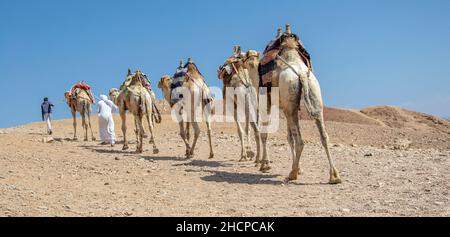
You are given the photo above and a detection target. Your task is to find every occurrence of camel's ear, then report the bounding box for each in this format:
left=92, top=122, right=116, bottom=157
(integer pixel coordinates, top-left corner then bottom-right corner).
left=127, top=69, right=132, bottom=76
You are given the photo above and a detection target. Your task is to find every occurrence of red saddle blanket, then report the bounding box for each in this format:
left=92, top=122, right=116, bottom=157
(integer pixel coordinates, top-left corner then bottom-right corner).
left=72, top=84, right=91, bottom=91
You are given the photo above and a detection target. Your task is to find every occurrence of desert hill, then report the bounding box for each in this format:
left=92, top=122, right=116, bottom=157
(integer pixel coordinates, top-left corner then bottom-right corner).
left=154, top=101, right=449, bottom=150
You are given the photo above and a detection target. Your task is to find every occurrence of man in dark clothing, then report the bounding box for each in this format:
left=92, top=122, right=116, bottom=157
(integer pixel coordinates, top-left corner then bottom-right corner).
left=41, top=97, right=54, bottom=135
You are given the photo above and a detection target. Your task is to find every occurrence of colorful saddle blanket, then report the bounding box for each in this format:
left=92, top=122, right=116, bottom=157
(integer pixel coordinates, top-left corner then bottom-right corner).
left=170, top=67, right=187, bottom=105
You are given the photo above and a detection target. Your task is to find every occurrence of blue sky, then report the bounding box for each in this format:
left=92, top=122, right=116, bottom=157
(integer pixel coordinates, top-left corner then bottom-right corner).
left=1, top=0, right=449, bottom=128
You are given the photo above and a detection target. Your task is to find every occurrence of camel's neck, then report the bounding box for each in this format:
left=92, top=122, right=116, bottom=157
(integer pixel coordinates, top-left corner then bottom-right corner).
left=246, top=66, right=260, bottom=88
left=162, top=87, right=171, bottom=103
left=112, top=93, right=120, bottom=105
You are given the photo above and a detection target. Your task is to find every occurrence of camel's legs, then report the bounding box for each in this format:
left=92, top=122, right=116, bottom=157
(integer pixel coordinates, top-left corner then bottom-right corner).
left=259, top=129, right=270, bottom=171
left=246, top=92, right=261, bottom=163
left=188, top=122, right=201, bottom=159
left=120, top=110, right=129, bottom=150
left=286, top=109, right=305, bottom=181
left=87, top=111, right=95, bottom=141
left=259, top=99, right=271, bottom=172
left=234, top=109, right=247, bottom=162
left=138, top=114, right=146, bottom=153
left=244, top=106, right=255, bottom=159
left=315, top=114, right=342, bottom=184
left=178, top=122, right=191, bottom=157
left=186, top=122, right=191, bottom=142
left=145, top=110, right=159, bottom=154
left=205, top=121, right=214, bottom=159
left=81, top=113, right=88, bottom=142
left=147, top=115, right=154, bottom=144
left=287, top=129, right=295, bottom=161
left=284, top=109, right=298, bottom=166
left=134, top=114, right=144, bottom=153
left=134, top=115, right=139, bottom=145
left=250, top=121, right=261, bottom=164
left=72, top=109, right=78, bottom=140
left=133, top=115, right=139, bottom=152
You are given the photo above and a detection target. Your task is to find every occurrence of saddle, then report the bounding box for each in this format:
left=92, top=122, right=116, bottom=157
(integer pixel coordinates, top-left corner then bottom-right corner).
left=259, top=33, right=312, bottom=87
left=71, top=87, right=91, bottom=101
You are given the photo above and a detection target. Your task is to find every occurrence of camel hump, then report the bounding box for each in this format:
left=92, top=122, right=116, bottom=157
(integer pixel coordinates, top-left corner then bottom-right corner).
left=259, top=26, right=312, bottom=88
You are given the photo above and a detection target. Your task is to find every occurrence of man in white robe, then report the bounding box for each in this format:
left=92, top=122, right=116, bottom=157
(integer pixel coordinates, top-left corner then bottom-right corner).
left=97, top=95, right=118, bottom=146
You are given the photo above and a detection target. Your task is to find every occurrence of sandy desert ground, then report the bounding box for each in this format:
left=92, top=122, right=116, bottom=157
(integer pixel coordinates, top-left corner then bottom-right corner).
left=0, top=104, right=449, bottom=217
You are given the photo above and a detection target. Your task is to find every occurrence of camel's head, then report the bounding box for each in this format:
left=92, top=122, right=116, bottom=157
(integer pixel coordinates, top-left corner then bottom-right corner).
left=244, top=50, right=260, bottom=69
left=158, top=75, right=173, bottom=102
left=64, top=91, right=71, bottom=106
left=109, top=88, right=120, bottom=104
left=130, top=70, right=145, bottom=85
left=158, top=75, right=173, bottom=91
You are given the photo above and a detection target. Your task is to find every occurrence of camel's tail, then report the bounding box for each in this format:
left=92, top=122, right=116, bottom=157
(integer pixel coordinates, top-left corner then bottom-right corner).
left=300, top=75, right=322, bottom=119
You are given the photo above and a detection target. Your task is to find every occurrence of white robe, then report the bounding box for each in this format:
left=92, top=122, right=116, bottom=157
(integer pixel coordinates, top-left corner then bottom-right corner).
left=97, top=96, right=118, bottom=143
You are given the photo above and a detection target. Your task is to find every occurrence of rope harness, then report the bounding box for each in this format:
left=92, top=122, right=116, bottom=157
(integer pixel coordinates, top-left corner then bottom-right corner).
left=230, top=62, right=251, bottom=89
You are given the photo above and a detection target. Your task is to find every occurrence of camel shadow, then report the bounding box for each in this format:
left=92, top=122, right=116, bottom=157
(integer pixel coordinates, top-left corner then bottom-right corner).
left=79, top=145, right=136, bottom=155
left=92, top=149, right=135, bottom=155
left=63, top=138, right=87, bottom=142
left=294, top=182, right=331, bottom=186
left=197, top=170, right=283, bottom=185
left=174, top=160, right=232, bottom=168
left=194, top=170, right=331, bottom=186
left=141, top=156, right=180, bottom=161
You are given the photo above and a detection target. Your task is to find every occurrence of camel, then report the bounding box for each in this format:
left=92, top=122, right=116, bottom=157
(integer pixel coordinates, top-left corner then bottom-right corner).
left=259, top=25, right=342, bottom=184
left=110, top=70, right=159, bottom=154
left=218, top=46, right=261, bottom=163
left=64, top=89, right=96, bottom=141
left=109, top=87, right=158, bottom=137
left=158, top=59, right=214, bottom=159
